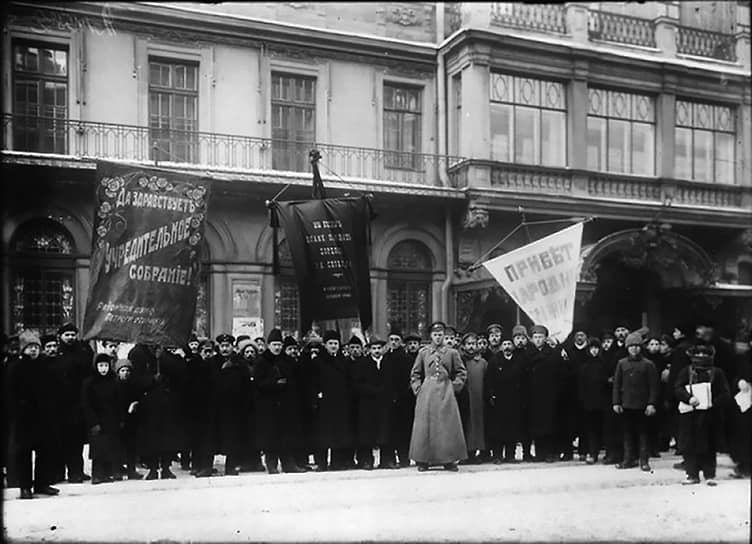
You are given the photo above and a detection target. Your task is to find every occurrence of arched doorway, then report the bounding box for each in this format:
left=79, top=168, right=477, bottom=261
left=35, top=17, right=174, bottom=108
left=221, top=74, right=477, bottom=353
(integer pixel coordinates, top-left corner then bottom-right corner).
left=579, top=225, right=717, bottom=333
left=386, top=240, right=433, bottom=338
left=10, top=218, right=77, bottom=334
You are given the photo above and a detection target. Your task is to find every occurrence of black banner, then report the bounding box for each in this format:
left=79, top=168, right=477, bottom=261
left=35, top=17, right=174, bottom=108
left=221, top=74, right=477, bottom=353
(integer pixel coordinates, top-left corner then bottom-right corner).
left=272, top=197, right=372, bottom=333
left=83, top=161, right=211, bottom=346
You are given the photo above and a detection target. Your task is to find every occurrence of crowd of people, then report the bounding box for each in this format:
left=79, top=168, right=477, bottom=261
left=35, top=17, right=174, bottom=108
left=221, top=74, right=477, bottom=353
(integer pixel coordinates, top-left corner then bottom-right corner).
left=3, top=317, right=750, bottom=500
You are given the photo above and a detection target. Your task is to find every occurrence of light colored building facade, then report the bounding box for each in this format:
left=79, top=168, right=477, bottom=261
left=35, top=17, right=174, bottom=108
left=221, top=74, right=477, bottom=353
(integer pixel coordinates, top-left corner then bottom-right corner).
left=2, top=2, right=751, bottom=344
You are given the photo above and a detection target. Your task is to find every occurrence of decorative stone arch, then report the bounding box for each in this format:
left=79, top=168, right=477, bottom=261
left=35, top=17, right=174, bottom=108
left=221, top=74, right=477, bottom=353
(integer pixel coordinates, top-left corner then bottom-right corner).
left=579, top=228, right=717, bottom=288
left=4, top=207, right=90, bottom=255
left=374, top=226, right=444, bottom=271
left=203, top=219, right=235, bottom=262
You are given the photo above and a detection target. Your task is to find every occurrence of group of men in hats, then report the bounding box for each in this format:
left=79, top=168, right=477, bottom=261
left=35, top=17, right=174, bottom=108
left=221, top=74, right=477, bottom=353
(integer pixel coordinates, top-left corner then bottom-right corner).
left=3, top=314, right=750, bottom=498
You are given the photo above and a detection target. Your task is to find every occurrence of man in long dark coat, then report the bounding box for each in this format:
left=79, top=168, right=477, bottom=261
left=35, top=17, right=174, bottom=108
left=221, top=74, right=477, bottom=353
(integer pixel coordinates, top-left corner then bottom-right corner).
left=185, top=340, right=217, bottom=477
left=254, top=328, right=305, bottom=474
left=560, top=327, right=589, bottom=461
left=485, top=335, right=524, bottom=463
left=527, top=325, right=560, bottom=463
left=311, top=331, right=353, bottom=471
left=54, top=322, right=94, bottom=483
left=352, top=337, right=397, bottom=469
left=512, top=325, right=535, bottom=462
left=7, top=331, right=62, bottom=499
left=386, top=331, right=417, bottom=468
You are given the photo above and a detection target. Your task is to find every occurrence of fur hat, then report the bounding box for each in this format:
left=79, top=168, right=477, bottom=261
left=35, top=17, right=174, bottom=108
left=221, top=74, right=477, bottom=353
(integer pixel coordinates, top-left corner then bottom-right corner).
left=19, top=330, right=41, bottom=351
left=530, top=325, right=549, bottom=337
left=283, top=336, right=298, bottom=349
left=367, top=337, right=386, bottom=348
left=57, top=322, right=78, bottom=335
left=267, top=328, right=283, bottom=344
left=235, top=334, right=251, bottom=345
left=323, top=330, right=340, bottom=344
left=388, top=325, right=403, bottom=338
left=512, top=325, right=528, bottom=338
left=237, top=338, right=255, bottom=354
left=40, top=333, right=57, bottom=346
left=404, top=333, right=421, bottom=343
left=347, top=335, right=363, bottom=346
left=93, top=352, right=113, bottom=369
left=199, top=340, right=215, bottom=352
left=625, top=332, right=643, bottom=347
left=114, top=359, right=133, bottom=373
left=687, top=343, right=715, bottom=361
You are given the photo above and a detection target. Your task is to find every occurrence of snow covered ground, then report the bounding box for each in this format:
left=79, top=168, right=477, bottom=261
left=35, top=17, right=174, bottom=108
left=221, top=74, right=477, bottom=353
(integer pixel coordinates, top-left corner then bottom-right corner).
left=3, top=453, right=749, bottom=542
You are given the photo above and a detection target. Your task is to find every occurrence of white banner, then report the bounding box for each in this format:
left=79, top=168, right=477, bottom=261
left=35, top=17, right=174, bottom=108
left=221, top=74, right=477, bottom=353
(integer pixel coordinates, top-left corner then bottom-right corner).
left=482, top=223, right=583, bottom=342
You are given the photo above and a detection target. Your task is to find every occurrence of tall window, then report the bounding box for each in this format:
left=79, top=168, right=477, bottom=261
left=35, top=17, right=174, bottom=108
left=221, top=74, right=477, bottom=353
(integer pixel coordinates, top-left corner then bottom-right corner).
left=12, top=41, right=68, bottom=153
left=675, top=100, right=735, bottom=184
left=271, top=73, right=316, bottom=172
left=11, top=220, right=76, bottom=334
left=386, top=240, right=432, bottom=339
left=490, top=73, right=566, bottom=167
left=451, top=74, right=462, bottom=156
left=587, top=88, right=655, bottom=176
left=149, top=58, right=198, bottom=163
left=274, top=239, right=300, bottom=338
left=383, top=84, right=422, bottom=169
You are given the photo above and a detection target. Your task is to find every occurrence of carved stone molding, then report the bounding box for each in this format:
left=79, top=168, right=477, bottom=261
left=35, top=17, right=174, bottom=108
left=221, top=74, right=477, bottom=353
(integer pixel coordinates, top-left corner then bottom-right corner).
left=462, top=204, right=489, bottom=230
left=387, top=6, right=420, bottom=27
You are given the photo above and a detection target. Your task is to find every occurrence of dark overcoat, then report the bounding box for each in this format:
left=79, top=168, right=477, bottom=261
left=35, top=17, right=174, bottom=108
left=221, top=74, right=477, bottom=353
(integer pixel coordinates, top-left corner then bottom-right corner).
left=254, top=350, right=303, bottom=451
left=6, top=354, right=62, bottom=452
left=130, top=345, right=187, bottom=456
left=387, top=347, right=416, bottom=447
left=527, top=344, right=560, bottom=438
left=81, top=371, right=123, bottom=462
left=675, top=364, right=731, bottom=455
left=577, top=354, right=611, bottom=411
left=312, top=352, right=353, bottom=449
left=485, top=351, right=524, bottom=444
left=55, top=340, right=94, bottom=442
left=213, top=359, right=253, bottom=455
left=352, top=355, right=394, bottom=447
left=183, top=353, right=217, bottom=452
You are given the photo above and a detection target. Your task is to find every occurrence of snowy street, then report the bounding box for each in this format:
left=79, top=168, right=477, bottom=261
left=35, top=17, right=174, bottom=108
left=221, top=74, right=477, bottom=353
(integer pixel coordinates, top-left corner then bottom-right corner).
left=4, top=453, right=749, bottom=542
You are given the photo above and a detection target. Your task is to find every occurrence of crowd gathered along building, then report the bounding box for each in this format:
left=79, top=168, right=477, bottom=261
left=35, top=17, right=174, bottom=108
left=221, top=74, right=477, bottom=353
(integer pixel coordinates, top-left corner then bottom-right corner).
left=2, top=2, right=751, bottom=346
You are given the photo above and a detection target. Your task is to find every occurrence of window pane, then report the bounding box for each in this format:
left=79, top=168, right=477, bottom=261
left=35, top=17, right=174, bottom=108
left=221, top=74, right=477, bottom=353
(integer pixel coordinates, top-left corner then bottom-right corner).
left=693, top=130, right=713, bottom=181
left=515, top=107, right=538, bottom=164
left=715, top=132, right=734, bottom=184
left=631, top=123, right=654, bottom=176
left=607, top=119, right=630, bottom=173
left=541, top=110, right=565, bottom=167
left=490, top=103, right=512, bottom=162
left=674, top=127, right=692, bottom=180
left=587, top=117, right=606, bottom=171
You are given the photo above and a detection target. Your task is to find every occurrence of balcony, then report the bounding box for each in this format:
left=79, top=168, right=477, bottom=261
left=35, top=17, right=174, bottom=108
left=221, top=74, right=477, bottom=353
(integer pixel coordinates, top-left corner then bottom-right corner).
left=676, top=26, right=737, bottom=62
left=490, top=3, right=567, bottom=34
left=447, top=160, right=751, bottom=222
left=588, top=10, right=656, bottom=49
left=1, top=114, right=462, bottom=187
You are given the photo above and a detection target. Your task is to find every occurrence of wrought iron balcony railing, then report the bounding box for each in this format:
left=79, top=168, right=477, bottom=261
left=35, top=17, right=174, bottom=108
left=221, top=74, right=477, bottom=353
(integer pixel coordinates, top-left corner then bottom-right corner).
left=490, top=3, right=567, bottom=34
left=2, top=114, right=463, bottom=186
left=676, top=26, right=737, bottom=62
left=448, top=160, right=749, bottom=211
left=588, top=10, right=657, bottom=48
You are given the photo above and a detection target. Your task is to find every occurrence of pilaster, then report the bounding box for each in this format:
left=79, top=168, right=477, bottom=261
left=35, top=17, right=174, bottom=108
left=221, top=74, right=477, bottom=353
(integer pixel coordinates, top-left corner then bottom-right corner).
left=568, top=59, right=589, bottom=170
left=657, top=73, right=677, bottom=181
left=459, top=51, right=490, bottom=161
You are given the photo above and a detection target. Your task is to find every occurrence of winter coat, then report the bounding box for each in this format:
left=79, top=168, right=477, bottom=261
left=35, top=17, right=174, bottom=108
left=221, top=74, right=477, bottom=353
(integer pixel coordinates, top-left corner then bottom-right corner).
left=667, top=338, right=693, bottom=402
left=408, top=345, right=467, bottom=464
left=115, top=377, right=143, bottom=446
left=612, top=356, right=658, bottom=410
left=352, top=355, right=394, bottom=447
left=526, top=344, right=560, bottom=438
left=184, top=354, right=218, bottom=451
left=578, top=353, right=611, bottom=411
left=387, top=347, right=416, bottom=447
left=55, top=340, right=94, bottom=439
left=674, top=364, right=731, bottom=455
left=81, top=371, right=123, bottom=462
left=484, top=351, right=524, bottom=444
left=254, top=350, right=303, bottom=451
left=129, top=345, right=187, bottom=456
left=213, top=358, right=253, bottom=456
left=6, top=354, right=61, bottom=451
left=311, top=352, right=354, bottom=449
left=295, top=352, right=319, bottom=452
left=459, top=354, right=487, bottom=451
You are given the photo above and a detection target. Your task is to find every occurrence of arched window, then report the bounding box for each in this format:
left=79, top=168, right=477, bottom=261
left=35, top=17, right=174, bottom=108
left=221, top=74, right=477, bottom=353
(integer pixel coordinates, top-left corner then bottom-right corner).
left=10, top=219, right=76, bottom=334
left=387, top=240, right=432, bottom=338
left=274, top=238, right=300, bottom=338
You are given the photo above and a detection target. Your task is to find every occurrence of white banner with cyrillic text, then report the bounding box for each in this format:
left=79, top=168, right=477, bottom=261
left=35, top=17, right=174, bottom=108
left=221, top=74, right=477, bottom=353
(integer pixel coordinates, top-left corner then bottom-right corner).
left=482, top=223, right=583, bottom=342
